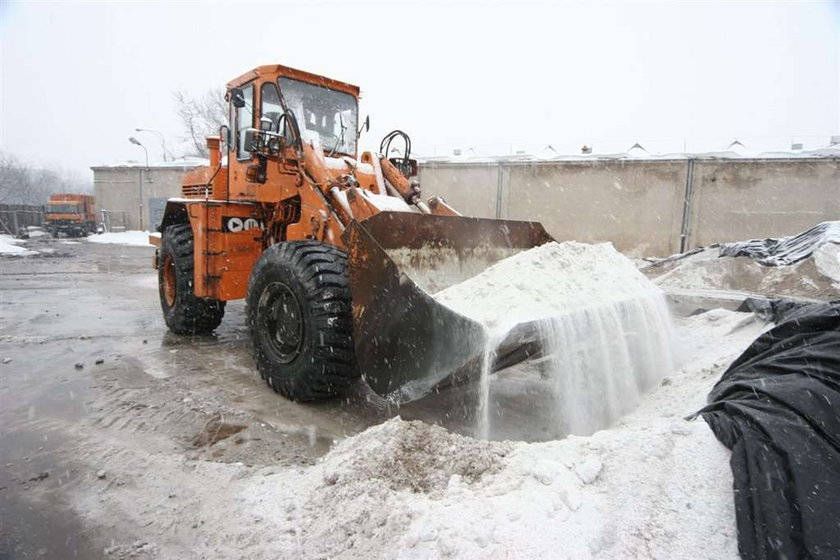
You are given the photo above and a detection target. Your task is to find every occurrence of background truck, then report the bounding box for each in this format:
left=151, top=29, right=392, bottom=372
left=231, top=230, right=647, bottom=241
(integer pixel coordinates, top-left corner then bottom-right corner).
left=45, top=194, right=96, bottom=237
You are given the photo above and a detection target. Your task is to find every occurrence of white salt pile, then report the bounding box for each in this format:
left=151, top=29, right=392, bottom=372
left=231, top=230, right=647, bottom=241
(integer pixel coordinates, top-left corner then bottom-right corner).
left=645, top=242, right=840, bottom=301
left=435, top=241, right=668, bottom=336
left=434, top=242, right=675, bottom=437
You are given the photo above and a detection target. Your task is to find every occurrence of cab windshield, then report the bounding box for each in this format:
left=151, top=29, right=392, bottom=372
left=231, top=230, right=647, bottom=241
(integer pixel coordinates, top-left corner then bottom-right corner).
left=49, top=204, right=80, bottom=213
left=279, top=77, right=358, bottom=156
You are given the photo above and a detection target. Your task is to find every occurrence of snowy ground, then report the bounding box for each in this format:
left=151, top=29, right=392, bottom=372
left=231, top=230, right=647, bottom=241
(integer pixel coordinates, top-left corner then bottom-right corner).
left=61, top=307, right=762, bottom=559
left=87, top=230, right=158, bottom=247
left=0, top=234, right=38, bottom=255
left=0, top=234, right=825, bottom=559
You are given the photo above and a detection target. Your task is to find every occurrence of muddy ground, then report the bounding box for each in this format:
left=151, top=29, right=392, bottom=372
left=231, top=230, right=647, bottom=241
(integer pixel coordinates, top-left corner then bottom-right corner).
left=2, top=237, right=550, bottom=559
left=0, top=239, right=383, bottom=558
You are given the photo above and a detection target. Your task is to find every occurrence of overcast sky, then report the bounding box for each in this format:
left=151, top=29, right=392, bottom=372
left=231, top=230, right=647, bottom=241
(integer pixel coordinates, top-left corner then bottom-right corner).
left=1, top=0, right=838, bottom=180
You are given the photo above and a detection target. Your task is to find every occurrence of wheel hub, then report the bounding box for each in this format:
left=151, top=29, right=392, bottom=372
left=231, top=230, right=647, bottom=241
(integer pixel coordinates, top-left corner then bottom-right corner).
left=259, top=282, right=304, bottom=364
left=161, top=254, right=176, bottom=307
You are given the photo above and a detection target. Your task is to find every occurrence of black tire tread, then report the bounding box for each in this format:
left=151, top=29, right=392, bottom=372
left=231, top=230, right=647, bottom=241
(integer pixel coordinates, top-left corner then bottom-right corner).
left=246, top=241, right=359, bottom=401
left=159, top=223, right=225, bottom=335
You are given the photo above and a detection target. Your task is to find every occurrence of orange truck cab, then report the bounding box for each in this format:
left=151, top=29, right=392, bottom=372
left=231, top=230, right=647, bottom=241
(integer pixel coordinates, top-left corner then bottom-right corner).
left=46, top=194, right=96, bottom=237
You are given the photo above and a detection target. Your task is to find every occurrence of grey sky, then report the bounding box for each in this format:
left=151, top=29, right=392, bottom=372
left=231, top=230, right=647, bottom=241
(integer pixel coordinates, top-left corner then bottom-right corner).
left=1, top=0, right=837, bottom=179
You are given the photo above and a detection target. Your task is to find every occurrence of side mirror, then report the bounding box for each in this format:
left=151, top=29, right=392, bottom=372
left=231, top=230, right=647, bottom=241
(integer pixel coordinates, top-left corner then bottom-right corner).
left=230, top=88, right=246, bottom=109
left=357, top=115, right=370, bottom=138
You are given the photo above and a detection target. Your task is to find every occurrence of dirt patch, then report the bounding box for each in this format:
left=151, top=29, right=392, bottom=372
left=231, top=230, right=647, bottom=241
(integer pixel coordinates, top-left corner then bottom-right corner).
left=323, top=419, right=511, bottom=494
left=189, top=414, right=248, bottom=448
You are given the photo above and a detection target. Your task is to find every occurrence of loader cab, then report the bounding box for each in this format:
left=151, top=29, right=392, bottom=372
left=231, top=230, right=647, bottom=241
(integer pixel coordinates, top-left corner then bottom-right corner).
left=225, top=65, right=361, bottom=201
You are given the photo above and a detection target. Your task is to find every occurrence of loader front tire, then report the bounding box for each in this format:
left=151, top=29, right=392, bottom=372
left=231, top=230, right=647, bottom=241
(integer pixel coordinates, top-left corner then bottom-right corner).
left=158, top=223, right=225, bottom=335
left=246, top=242, right=359, bottom=401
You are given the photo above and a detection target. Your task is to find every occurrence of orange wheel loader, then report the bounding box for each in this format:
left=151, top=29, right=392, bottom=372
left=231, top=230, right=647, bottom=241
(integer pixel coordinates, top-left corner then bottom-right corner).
left=153, top=64, right=553, bottom=403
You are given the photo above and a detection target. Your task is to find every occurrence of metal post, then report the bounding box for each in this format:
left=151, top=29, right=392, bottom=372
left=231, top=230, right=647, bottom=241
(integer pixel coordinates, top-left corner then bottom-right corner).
left=495, top=163, right=504, bottom=219
left=129, top=136, right=149, bottom=231
left=679, top=159, right=696, bottom=253
left=138, top=168, right=144, bottom=231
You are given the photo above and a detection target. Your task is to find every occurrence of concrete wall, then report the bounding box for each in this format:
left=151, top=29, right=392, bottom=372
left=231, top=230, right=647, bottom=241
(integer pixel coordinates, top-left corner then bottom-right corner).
left=689, top=159, right=840, bottom=247
left=92, top=166, right=196, bottom=231
left=419, top=164, right=500, bottom=219
left=420, top=157, right=840, bottom=257
left=92, top=157, right=840, bottom=252
left=503, top=161, right=686, bottom=256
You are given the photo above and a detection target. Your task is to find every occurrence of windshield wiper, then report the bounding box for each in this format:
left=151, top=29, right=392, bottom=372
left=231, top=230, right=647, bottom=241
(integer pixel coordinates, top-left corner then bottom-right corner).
left=328, top=113, right=347, bottom=157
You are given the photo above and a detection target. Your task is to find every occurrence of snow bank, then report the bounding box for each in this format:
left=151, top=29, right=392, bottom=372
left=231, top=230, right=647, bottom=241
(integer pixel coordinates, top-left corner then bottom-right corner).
left=87, top=231, right=157, bottom=247
left=0, top=235, right=37, bottom=256
left=25, top=226, right=49, bottom=238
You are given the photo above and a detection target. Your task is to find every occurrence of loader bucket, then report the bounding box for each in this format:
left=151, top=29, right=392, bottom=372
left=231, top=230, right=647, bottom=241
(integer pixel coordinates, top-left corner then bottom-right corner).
left=343, top=212, right=554, bottom=402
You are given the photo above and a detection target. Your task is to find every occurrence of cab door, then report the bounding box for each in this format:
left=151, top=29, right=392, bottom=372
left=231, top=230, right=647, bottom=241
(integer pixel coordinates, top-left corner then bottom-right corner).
left=227, top=82, right=256, bottom=200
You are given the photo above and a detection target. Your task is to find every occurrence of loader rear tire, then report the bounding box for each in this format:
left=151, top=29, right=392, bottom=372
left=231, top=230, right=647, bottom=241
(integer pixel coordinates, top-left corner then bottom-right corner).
left=246, top=241, right=359, bottom=401
left=158, top=223, right=225, bottom=335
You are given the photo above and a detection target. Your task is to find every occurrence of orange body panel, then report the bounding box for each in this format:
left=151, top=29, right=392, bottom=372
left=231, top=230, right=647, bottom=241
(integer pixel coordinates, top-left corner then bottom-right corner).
left=180, top=201, right=264, bottom=300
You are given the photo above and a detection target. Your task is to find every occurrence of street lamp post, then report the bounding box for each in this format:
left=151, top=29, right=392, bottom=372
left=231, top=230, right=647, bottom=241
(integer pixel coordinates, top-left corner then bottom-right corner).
left=129, top=137, right=149, bottom=231
left=135, top=128, right=169, bottom=162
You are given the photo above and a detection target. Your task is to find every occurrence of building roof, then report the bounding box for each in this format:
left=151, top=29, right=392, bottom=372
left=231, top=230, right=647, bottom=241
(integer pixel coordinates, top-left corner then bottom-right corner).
left=90, top=158, right=209, bottom=171
left=418, top=145, right=840, bottom=165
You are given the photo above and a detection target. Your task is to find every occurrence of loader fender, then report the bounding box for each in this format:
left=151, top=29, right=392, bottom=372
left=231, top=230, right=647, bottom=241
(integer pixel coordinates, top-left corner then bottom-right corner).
left=156, top=199, right=264, bottom=302
left=159, top=201, right=190, bottom=232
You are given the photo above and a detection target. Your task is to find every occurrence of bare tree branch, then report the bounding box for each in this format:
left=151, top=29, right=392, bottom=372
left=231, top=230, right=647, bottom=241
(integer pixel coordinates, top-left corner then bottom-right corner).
left=173, top=88, right=227, bottom=158
left=0, top=151, right=90, bottom=205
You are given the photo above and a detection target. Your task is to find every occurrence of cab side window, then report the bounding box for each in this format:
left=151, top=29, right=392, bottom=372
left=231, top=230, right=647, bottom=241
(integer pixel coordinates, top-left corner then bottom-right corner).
left=236, top=84, right=254, bottom=160
left=260, top=83, right=283, bottom=133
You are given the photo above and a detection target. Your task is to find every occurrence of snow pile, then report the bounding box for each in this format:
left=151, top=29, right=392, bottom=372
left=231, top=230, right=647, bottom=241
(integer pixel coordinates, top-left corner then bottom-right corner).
left=645, top=243, right=840, bottom=300
left=230, top=310, right=759, bottom=559
left=434, top=242, right=674, bottom=438
left=87, top=231, right=157, bottom=247
left=0, top=235, right=37, bottom=255
left=814, top=243, right=840, bottom=290
left=435, top=241, right=663, bottom=336
left=241, top=420, right=734, bottom=559
left=25, top=226, right=49, bottom=238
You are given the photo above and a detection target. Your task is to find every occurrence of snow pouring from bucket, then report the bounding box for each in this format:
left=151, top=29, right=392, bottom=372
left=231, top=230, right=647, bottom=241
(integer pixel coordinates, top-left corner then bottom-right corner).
left=434, top=241, right=675, bottom=439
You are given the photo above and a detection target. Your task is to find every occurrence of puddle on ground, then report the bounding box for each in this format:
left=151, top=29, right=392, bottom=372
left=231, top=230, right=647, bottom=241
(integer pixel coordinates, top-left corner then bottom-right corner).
left=190, top=414, right=248, bottom=448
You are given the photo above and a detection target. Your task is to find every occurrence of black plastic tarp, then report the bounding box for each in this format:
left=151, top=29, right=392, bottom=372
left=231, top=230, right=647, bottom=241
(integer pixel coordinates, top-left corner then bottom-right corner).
left=735, top=297, right=813, bottom=323
left=698, top=301, right=840, bottom=559
left=719, top=221, right=840, bottom=266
